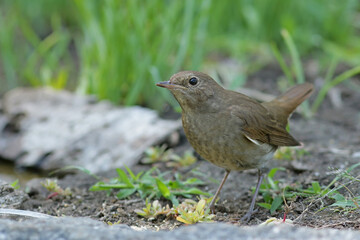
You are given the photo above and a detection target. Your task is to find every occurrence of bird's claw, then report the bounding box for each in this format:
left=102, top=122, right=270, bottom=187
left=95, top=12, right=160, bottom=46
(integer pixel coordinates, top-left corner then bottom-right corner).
left=241, top=208, right=258, bottom=223
left=208, top=205, right=216, bottom=214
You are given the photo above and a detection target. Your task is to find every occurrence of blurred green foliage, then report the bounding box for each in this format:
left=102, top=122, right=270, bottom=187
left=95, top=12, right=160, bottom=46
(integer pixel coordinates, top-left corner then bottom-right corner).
left=0, top=0, right=359, bottom=109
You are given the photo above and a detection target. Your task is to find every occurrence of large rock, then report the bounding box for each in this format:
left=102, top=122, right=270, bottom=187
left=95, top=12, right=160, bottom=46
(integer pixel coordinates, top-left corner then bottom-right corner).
left=0, top=88, right=180, bottom=173
left=0, top=180, right=28, bottom=208
left=0, top=217, right=359, bottom=240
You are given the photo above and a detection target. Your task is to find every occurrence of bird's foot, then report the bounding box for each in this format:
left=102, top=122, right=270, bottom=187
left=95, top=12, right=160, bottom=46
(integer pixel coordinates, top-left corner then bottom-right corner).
left=241, top=208, right=258, bottom=223
left=207, top=203, right=216, bottom=214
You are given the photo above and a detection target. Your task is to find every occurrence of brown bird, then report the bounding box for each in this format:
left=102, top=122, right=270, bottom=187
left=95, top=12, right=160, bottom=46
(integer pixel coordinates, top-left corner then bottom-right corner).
left=156, top=71, right=313, bottom=221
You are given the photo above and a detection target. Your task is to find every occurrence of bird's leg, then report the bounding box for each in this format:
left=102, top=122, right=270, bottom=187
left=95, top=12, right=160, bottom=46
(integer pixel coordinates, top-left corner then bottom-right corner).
left=241, top=169, right=264, bottom=222
left=208, top=169, right=231, bottom=213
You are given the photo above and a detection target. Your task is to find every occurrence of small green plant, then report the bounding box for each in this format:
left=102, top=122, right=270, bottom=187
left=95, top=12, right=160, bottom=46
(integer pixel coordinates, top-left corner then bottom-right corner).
left=176, top=199, right=215, bottom=224
left=106, top=220, right=122, bottom=225
left=134, top=199, right=171, bottom=220
left=141, top=145, right=174, bottom=164
left=257, top=168, right=287, bottom=214
left=142, top=145, right=197, bottom=167
left=90, top=166, right=210, bottom=206
left=258, top=168, right=325, bottom=214
left=272, top=29, right=360, bottom=117
left=271, top=29, right=311, bottom=117
left=317, top=163, right=360, bottom=212
left=135, top=198, right=215, bottom=224
left=274, top=147, right=309, bottom=161
left=41, top=179, right=72, bottom=196
left=257, top=164, right=360, bottom=215
left=10, top=179, right=20, bottom=190
left=310, top=62, right=360, bottom=114
left=167, top=150, right=197, bottom=168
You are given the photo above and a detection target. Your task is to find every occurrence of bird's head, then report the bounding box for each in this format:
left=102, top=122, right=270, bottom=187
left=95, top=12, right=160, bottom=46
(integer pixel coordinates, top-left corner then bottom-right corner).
left=156, top=71, right=223, bottom=111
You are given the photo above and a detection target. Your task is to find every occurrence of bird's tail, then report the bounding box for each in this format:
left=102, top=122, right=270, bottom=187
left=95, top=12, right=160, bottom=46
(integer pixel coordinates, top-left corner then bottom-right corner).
left=262, top=83, right=314, bottom=126
left=271, top=83, right=314, bottom=114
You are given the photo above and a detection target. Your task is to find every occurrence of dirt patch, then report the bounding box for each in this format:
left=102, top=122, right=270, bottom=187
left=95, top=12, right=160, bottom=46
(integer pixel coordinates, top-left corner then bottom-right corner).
left=16, top=67, right=360, bottom=230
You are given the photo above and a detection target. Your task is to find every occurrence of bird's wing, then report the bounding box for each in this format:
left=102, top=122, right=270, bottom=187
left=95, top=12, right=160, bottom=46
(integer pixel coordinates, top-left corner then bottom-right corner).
left=229, top=104, right=300, bottom=146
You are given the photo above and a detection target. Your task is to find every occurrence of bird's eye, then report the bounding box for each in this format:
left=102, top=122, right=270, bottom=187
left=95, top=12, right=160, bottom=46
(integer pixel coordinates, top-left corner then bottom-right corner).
left=189, top=77, right=198, bottom=86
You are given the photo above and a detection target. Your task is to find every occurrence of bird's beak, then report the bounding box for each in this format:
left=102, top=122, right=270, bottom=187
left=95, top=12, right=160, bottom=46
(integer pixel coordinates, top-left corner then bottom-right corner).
left=156, top=81, right=174, bottom=89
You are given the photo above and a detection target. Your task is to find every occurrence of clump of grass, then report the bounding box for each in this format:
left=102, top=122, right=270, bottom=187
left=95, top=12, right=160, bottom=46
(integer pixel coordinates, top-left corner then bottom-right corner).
left=310, top=62, right=360, bottom=113
left=134, top=199, right=171, bottom=221
left=169, top=150, right=197, bottom=168
left=10, top=179, right=20, bottom=190
left=272, top=29, right=360, bottom=117
left=175, top=198, right=215, bottom=224
left=271, top=29, right=310, bottom=117
left=316, top=163, right=360, bottom=213
left=141, top=145, right=197, bottom=168
left=41, top=179, right=72, bottom=196
left=106, top=220, right=122, bottom=226
left=141, top=145, right=174, bottom=164
left=90, top=166, right=210, bottom=206
left=0, top=1, right=74, bottom=92
left=274, top=147, right=309, bottom=161
left=135, top=198, right=215, bottom=224
left=2, top=1, right=360, bottom=109
left=74, top=0, right=210, bottom=109
left=257, top=163, right=360, bottom=215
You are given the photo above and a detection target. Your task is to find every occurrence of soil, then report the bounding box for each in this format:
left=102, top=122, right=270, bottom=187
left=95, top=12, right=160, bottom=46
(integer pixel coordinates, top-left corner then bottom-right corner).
left=14, top=64, right=360, bottom=230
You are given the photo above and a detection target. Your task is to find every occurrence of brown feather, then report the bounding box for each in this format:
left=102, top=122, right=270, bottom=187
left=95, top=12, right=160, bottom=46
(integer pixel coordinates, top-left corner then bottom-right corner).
left=229, top=104, right=300, bottom=146
left=228, top=83, right=314, bottom=147
left=263, top=83, right=314, bottom=126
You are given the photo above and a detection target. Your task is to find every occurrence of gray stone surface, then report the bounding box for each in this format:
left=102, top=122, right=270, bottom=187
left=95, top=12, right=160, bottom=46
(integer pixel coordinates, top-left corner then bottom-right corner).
left=0, top=209, right=54, bottom=220
left=0, top=180, right=28, bottom=208
left=0, top=88, right=180, bottom=173
left=0, top=217, right=359, bottom=240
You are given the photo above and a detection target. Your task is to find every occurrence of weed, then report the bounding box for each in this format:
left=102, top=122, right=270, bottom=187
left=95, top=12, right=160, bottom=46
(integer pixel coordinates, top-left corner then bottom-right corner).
left=74, top=0, right=210, bottom=109
left=274, top=147, right=309, bottom=161
left=273, top=29, right=360, bottom=117
left=90, top=166, right=210, bottom=206
left=135, top=198, right=215, bottom=224
left=134, top=199, right=171, bottom=221
left=257, top=163, right=360, bottom=215
left=141, top=145, right=197, bottom=168
left=10, top=179, right=20, bottom=190
left=168, top=150, right=197, bottom=168
left=175, top=199, right=215, bottom=224
left=41, top=179, right=72, bottom=196
left=271, top=29, right=310, bottom=117
left=141, top=145, right=174, bottom=164
left=106, top=220, right=122, bottom=225
left=317, top=163, right=360, bottom=212
left=311, top=63, right=360, bottom=113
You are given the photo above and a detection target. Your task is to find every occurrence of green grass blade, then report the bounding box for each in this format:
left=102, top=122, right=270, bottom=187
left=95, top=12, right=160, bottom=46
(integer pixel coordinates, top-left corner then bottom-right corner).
left=270, top=196, right=283, bottom=214
left=49, top=165, right=100, bottom=180
left=90, top=183, right=130, bottom=191
left=183, top=188, right=211, bottom=196
left=281, top=29, right=311, bottom=117
left=271, top=43, right=294, bottom=85
left=281, top=29, right=304, bottom=84
left=311, top=181, right=321, bottom=194
left=257, top=202, right=271, bottom=210
left=117, top=188, right=137, bottom=199
left=311, top=65, right=360, bottom=113
left=124, top=166, right=137, bottom=180
left=116, top=168, right=134, bottom=187
left=156, top=178, right=171, bottom=198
